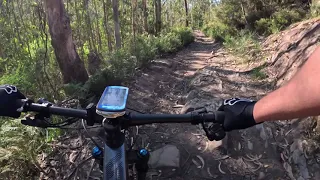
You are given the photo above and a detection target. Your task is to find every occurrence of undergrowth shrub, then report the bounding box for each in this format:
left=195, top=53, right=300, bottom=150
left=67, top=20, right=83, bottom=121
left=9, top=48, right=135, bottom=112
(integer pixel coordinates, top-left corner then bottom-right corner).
left=250, top=65, right=268, bottom=80
left=310, top=0, right=320, bottom=17
left=156, top=32, right=183, bottom=53
left=223, top=31, right=261, bottom=61
left=128, top=34, right=157, bottom=67
left=202, top=22, right=236, bottom=41
left=65, top=27, right=195, bottom=99
left=0, top=120, right=47, bottom=179
left=255, top=9, right=304, bottom=35
left=172, top=27, right=195, bottom=46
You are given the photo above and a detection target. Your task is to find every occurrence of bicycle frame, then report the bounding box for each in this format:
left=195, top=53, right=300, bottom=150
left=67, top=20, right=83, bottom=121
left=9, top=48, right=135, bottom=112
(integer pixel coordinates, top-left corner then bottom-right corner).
left=100, top=119, right=149, bottom=180
left=103, top=143, right=127, bottom=180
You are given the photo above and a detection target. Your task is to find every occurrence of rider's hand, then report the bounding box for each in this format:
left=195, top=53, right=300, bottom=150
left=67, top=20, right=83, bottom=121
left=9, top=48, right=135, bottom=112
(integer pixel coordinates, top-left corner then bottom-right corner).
left=0, top=85, right=26, bottom=118
left=218, top=98, right=258, bottom=131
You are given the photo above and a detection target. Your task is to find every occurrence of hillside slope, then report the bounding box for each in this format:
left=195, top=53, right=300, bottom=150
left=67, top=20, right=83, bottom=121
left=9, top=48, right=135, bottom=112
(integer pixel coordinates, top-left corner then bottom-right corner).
left=263, top=18, right=320, bottom=86
left=259, top=17, right=320, bottom=180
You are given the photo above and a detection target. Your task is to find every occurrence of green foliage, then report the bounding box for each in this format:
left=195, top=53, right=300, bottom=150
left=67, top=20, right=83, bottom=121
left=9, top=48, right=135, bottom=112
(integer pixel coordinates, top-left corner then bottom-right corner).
left=215, top=1, right=247, bottom=29
left=255, top=18, right=275, bottom=35
left=250, top=66, right=268, bottom=80
left=156, top=27, right=194, bottom=54
left=65, top=28, right=195, bottom=100
left=310, top=0, right=320, bottom=17
left=223, top=31, right=261, bottom=61
left=273, top=9, right=304, bottom=27
left=256, top=9, right=304, bottom=35
left=127, top=34, right=157, bottom=67
left=0, top=120, right=47, bottom=178
left=172, top=27, right=195, bottom=46
left=108, top=50, right=138, bottom=79
left=156, top=32, right=183, bottom=53
left=203, top=0, right=310, bottom=37
left=202, top=22, right=236, bottom=41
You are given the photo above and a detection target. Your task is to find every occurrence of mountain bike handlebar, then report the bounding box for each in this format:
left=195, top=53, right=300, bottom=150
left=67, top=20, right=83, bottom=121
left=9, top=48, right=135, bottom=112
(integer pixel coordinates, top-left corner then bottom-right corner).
left=17, top=99, right=226, bottom=180
left=17, top=99, right=224, bottom=126
left=20, top=100, right=88, bottom=118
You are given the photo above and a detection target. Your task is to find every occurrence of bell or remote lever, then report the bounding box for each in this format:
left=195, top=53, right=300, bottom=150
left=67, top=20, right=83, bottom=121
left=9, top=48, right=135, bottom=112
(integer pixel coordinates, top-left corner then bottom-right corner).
left=139, top=148, right=149, bottom=157
left=92, top=146, right=102, bottom=157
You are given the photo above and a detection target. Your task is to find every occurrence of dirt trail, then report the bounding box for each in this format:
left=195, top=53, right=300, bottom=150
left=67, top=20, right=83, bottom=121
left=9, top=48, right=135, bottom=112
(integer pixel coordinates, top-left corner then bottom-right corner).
left=126, top=31, right=288, bottom=180
left=39, top=30, right=318, bottom=180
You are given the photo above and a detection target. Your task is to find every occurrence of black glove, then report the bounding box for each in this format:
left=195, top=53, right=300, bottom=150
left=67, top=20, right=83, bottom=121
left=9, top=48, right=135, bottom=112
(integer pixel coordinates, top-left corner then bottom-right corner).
left=218, top=98, right=258, bottom=131
left=0, top=85, right=26, bottom=118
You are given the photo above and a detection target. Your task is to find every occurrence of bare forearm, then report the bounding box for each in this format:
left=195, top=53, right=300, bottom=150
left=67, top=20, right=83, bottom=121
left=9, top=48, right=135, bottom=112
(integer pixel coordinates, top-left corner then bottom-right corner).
left=254, top=46, right=320, bottom=123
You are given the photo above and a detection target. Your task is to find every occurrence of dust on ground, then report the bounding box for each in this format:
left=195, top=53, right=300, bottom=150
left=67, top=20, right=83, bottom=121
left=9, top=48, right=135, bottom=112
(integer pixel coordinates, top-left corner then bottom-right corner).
left=38, top=23, right=320, bottom=179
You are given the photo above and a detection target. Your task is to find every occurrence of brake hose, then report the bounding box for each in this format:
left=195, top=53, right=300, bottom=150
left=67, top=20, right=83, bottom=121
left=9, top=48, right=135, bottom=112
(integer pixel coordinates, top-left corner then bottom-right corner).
left=82, top=119, right=103, bottom=151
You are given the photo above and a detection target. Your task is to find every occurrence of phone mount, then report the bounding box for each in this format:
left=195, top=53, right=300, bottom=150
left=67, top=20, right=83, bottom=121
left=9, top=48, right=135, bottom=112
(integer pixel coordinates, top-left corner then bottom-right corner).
left=96, top=110, right=126, bottom=119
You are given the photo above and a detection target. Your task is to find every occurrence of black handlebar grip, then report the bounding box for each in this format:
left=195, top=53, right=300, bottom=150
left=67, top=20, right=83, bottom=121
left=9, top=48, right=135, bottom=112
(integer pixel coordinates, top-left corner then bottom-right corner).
left=214, top=111, right=225, bottom=124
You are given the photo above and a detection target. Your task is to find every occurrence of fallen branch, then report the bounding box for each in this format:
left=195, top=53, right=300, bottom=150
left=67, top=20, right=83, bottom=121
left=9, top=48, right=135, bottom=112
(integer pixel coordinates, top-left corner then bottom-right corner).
left=67, top=156, right=93, bottom=180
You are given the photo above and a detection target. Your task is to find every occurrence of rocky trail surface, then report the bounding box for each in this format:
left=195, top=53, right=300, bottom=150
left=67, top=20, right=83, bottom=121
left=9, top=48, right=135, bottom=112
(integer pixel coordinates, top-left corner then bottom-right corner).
left=125, top=31, right=285, bottom=180
left=39, top=19, right=320, bottom=180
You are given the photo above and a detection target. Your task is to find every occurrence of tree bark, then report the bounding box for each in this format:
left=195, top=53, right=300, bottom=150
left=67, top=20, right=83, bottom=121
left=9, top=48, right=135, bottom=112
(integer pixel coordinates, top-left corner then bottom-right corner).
left=45, top=0, right=88, bottom=83
left=240, top=0, right=248, bottom=26
left=103, top=0, right=113, bottom=52
left=93, top=0, right=102, bottom=52
left=112, top=0, right=121, bottom=49
left=142, top=0, right=148, bottom=32
left=132, top=0, right=137, bottom=39
left=84, top=0, right=95, bottom=51
left=184, top=0, right=189, bottom=27
left=154, top=0, right=161, bottom=35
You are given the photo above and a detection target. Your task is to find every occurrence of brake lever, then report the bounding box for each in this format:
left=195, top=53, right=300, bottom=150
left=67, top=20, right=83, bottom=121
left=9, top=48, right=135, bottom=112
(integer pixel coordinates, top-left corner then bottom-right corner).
left=202, top=123, right=226, bottom=141
left=21, top=117, right=50, bottom=128
left=185, top=107, right=226, bottom=141
left=185, top=107, right=208, bottom=114
left=20, top=98, right=54, bottom=128
left=192, top=108, right=225, bottom=141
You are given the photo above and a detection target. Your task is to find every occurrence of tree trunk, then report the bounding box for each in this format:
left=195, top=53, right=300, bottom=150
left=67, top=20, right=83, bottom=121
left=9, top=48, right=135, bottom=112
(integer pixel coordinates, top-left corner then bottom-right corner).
left=132, top=0, right=137, bottom=39
left=112, top=0, right=121, bottom=49
left=154, top=0, right=161, bottom=35
left=45, top=0, right=88, bottom=83
left=84, top=0, right=95, bottom=51
left=184, top=0, right=189, bottom=27
left=103, top=0, right=113, bottom=52
left=240, top=0, right=248, bottom=26
left=142, top=0, right=148, bottom=32
left=93, top=0, right=102, bottom=52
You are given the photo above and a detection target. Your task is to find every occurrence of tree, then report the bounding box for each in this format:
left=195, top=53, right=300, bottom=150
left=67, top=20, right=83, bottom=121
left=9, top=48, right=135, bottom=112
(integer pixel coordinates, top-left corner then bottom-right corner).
left=143, top=0, right=148, bottom=32
left=132, top=0, right=137, bottom=39
left=155, top=0, right=161, bottom=35
left=103, top=0, right=113, bottom=52
left=112, top=0, right=121, bottom=49
left=45, top=0, right=88, bottom=83
left=184, top=0, right=189, bottom=27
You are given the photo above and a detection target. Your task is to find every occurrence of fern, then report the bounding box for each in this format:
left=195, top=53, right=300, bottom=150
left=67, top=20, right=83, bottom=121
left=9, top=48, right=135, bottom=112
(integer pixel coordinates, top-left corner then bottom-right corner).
left=0, top=120, right=48, bottom=179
